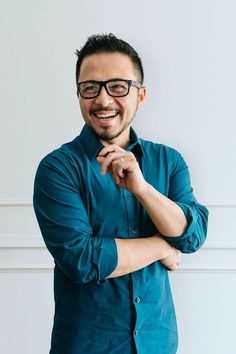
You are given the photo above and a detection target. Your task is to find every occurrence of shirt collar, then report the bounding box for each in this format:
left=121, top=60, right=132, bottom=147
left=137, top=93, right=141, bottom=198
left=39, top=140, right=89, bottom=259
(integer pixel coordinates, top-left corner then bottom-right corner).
left=78, top=124, right=144, bottom=160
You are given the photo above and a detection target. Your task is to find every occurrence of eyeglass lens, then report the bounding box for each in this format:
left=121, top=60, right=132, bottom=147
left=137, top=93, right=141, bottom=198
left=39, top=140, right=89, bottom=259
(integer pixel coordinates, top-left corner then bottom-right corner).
left=79, top=80, right=129, bottom=98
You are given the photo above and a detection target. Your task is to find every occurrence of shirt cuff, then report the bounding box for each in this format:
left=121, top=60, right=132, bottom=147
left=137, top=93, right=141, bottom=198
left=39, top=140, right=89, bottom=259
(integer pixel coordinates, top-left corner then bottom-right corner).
left=161, top=202, right=204, bottom=253
left=93, top=237, right=118, bottom=283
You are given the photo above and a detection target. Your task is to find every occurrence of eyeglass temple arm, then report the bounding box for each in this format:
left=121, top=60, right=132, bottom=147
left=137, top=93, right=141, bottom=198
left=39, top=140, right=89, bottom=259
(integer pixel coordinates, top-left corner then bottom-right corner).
left=130, top=80, right=142, bottom=88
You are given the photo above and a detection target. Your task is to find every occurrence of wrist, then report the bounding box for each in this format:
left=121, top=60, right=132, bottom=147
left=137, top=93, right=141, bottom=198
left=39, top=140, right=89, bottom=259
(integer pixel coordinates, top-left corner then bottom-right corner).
left=155, top=235, right=171, bottom=259
left=133, top=181, right=150, bottom=199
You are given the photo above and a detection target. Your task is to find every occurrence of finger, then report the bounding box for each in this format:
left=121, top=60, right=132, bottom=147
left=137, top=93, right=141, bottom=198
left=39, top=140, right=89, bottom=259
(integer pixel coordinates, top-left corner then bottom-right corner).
left=110, top=169, right=121, bottom=185
left=97, top=156, right=118, bottom=179
left=96, top=155, right=105, bottom=165
left=96, top=154, right=125, bottom=182
left=111, top=159, right=125, bottom=179
left=112, top=156, right=136, bottom=178
left=99, top=152, right=130, bottom=175
left=98, top=144, right=125, bottom=157
left=97, top=155, right=126, bottom=185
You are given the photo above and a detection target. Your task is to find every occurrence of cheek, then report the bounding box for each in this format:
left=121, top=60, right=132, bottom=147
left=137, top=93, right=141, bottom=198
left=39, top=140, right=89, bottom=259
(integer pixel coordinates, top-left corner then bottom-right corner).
left=120, top=97, right=137, bottom=113
left=125, top=97, right=139, bottom=114
left=80, top=100, right=90, bottom=115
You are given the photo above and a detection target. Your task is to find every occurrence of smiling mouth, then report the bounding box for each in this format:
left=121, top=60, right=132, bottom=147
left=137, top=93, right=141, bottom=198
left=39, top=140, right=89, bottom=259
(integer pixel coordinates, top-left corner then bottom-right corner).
left=92, top=111, right=119, bottom=120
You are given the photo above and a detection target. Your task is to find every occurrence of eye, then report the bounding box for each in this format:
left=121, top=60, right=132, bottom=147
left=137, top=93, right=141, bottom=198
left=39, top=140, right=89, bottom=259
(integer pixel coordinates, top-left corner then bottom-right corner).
left=108, top=81, right=128, bottom=93
left=80, top=82, right=99, bottom=94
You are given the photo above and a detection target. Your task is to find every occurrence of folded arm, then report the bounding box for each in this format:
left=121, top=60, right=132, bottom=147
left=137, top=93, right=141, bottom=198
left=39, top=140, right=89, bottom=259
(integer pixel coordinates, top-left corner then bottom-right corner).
left=108, top=236, right=181, bottom=278
left=33, top=152, right=180, bottom=285
left=97, top=144, right=209, bottom=254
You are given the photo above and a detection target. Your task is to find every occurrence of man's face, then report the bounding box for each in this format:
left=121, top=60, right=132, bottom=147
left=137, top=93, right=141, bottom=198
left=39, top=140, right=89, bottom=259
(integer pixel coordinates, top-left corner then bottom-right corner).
left=77, top=52, right=146, bottom=145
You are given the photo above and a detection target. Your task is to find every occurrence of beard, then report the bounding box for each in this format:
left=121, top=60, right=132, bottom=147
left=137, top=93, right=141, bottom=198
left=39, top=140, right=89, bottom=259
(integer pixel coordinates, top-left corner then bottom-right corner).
left=93, top=118, right=133, bottom=141
left=88, top=100, right=139, bottom=142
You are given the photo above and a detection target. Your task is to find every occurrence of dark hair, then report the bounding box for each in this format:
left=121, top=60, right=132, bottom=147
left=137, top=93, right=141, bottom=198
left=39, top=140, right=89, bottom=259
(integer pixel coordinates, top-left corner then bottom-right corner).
left=75, top=33, right=144, bottom=84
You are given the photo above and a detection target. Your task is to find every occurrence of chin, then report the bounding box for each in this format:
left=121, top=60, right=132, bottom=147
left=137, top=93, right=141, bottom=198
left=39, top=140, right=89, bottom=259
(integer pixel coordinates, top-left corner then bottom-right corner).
left=89, top=124, right=119, bottom=141
left=96, top=131, right=119, bottom=142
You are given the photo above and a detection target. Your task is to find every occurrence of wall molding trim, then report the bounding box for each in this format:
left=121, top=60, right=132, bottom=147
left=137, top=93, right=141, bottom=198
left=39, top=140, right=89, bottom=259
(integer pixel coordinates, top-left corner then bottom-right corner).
left=0, top=267, right=236, bottom=273
left=0, top=234, right=236, bottom=250
left=0, top=199, right=33, bottom=206
left=0, top=268, right=53, bottom=273
left=0, top=235, right=45, bottom=248
left=0, top=240, right=235, bottom=271
left=174, top=268, right=236, bottom=273
left=0, top=200, right=236, bottom=208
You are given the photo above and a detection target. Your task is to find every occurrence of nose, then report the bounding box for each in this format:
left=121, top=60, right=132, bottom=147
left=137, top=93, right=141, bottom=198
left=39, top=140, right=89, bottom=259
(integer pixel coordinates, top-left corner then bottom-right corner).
left=94, top=86, right=114, bottom=106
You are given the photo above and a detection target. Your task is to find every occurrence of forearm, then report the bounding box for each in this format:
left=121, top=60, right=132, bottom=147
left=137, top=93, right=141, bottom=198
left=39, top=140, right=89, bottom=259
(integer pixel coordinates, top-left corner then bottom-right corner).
left=135, top=183, right=188, bottom=237
left=107, top=236, right=170, bottom=278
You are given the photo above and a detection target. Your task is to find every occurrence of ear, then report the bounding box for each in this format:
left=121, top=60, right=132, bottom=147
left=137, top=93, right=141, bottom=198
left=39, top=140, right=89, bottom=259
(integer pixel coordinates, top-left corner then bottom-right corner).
left=76, top=91, right=79, bottom=99
left=138, top=86, right=147, bottom=107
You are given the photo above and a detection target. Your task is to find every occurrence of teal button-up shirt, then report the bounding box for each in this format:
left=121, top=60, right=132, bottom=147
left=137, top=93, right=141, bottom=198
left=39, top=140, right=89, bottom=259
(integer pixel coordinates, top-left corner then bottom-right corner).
left=33, top=124, right=208, bottom=354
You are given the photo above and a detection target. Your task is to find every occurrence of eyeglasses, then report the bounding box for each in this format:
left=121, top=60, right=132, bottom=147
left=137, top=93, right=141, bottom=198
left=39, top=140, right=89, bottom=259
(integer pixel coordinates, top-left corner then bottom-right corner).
left=77, top=79, right=142, bottom=99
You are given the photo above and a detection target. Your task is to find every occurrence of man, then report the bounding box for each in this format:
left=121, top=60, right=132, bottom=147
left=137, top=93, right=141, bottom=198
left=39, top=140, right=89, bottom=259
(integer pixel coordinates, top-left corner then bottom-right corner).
left=33, top=33, right=208, bottom=354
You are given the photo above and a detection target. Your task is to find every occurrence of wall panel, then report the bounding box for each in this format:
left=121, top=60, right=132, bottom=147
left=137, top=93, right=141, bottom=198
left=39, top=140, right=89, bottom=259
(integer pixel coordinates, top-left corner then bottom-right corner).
left=1, top=1, right=235, bottom=353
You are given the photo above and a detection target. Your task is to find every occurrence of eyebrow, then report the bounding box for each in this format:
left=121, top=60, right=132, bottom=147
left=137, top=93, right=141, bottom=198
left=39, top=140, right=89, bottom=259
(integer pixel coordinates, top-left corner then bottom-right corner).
left=79, top=78, right=130, bottom=83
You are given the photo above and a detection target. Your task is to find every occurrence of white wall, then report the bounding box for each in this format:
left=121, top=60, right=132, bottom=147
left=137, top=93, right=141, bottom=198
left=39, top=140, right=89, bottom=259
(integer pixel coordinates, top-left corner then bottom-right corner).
left=1, top=1, right=235, bottom=353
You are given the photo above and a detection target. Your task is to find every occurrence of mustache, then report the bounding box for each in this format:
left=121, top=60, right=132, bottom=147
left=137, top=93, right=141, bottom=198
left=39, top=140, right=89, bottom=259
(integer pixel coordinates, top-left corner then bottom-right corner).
left=90, top=106, right=121, bottom=114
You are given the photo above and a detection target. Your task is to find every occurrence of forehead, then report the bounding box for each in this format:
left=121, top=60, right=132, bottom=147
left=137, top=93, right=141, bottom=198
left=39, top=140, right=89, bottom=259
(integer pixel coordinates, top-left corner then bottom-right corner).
left=79, top=52, right=137, bottom=82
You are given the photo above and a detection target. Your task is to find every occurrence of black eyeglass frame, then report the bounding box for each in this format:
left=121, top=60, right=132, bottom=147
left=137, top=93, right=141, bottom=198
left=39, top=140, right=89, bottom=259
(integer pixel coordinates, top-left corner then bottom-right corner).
left=77, top=79, right=143, bottom=99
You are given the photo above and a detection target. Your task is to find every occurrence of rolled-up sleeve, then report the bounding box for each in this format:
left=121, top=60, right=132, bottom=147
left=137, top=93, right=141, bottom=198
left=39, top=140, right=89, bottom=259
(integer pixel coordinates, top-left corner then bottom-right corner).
left=162, top=150, right=209, bottom=253
left=33, top=154, right=118, bottom=283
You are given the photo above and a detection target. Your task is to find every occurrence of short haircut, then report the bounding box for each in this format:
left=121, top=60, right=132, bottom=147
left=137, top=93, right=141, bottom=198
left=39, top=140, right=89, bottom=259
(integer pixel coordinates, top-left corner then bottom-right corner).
left=75, top=33, right=144, bottom=84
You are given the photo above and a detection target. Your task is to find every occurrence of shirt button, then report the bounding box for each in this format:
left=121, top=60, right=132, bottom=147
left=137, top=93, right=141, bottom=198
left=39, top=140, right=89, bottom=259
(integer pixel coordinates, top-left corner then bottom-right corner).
left=135, top=297, right=141, bottom=303
left=134, top=329, right=139, bottom=336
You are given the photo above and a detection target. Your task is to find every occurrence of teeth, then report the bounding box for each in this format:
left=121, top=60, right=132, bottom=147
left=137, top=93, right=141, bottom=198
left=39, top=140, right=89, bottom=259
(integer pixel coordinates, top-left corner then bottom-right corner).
left=94, top=112, right=118, bottom=119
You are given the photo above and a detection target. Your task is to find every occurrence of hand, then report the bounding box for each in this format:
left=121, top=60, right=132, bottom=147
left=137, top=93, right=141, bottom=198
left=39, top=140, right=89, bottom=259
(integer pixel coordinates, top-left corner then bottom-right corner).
left=160, top=247, right=181, bottom=271
left=96, top=144, right=147, bottom=195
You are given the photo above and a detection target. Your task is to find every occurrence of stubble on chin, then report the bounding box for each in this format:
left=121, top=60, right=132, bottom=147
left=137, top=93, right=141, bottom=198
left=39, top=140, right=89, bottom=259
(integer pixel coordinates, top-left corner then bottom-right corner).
left=96, top=125, right=127, bottom=141
left=86, top=97, right=139, bottom=142
left=89, top=118, right=134, bottom=143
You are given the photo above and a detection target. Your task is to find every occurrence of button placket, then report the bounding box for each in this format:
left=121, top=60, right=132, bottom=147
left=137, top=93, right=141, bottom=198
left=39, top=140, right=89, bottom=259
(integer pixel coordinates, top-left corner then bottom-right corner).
left=123, top=190, right=138, bottom=238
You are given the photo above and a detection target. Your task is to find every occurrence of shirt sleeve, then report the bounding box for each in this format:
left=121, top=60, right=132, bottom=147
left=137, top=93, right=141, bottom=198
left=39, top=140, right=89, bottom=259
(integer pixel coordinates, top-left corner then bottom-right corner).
left=33, top=152, right=118, bottom=284
left=161, top=149, right=209, bottom=254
